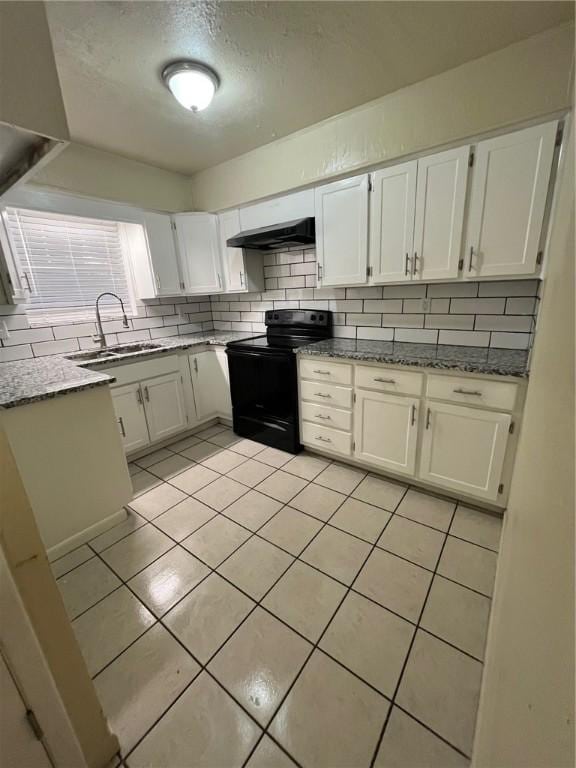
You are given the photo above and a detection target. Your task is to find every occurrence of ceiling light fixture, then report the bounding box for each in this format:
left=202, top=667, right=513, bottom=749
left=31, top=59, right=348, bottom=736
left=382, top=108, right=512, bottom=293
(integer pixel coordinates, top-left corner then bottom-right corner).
left=162, top=61, right=220, bottom=112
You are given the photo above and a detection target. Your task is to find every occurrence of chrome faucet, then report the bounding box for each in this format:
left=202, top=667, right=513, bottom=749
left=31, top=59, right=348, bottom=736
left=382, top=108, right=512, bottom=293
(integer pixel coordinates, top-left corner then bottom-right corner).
left=94, top=292, right=129, bottom=349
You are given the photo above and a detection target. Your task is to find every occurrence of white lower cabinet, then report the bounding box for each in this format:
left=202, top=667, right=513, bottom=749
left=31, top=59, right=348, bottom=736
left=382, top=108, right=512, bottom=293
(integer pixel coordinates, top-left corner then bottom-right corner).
left=354, top=390, right=418, bottom=476
left=418, top=401, right=511, bottom=501
left=111, top=383, right=149, bottom=453
left=190, top=349, right=232, bottom=421
left=141, top=373, right=187, bottom=443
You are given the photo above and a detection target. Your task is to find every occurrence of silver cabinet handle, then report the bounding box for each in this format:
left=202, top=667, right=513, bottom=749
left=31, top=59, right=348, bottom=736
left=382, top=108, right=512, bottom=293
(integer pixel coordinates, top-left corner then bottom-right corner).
left=154, top=272, right=161, bottom=290
left=411, top=404, right=416, bottom=427
left=413, top=252, right=419, bottom=275
left=193, top=357, right=198, bottom=373
left=22, top=272, right=32, bottom=292
left=454, top=387, right=482, bottom=396
left=374, top=377, right=396, bottom=384
left=143, top=385, right=150, bottom=402
left=404, top=253, right=411, bottom=276
left=315, top=414, right=331, bottom=420
left=239, top=271, right=245, bottom=287
left=468, top=246, right=475, bottom=272
left=314, top=392, right=331, bottom=398
left=136, top=387, right=143, bottom=406
left=118, top=417, right=126, bottom=438
left=315, top=435, right=332, bottom=443
left=217, top=273, right=222, bottom=289
left=313, top=369, right=331, bottom=375
left=425, top=407, right=431, bottom=430
left=317, top=263, right=323, bottom=280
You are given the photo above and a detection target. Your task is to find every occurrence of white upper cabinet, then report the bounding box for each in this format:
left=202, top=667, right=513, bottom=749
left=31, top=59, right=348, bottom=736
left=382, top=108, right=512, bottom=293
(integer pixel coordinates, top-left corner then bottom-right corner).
left=217, top=209, right=264, bottom=293
left=315, top=174, right=369, bottom=286
left=239, top=189, right=314, bottom=231
left=464, top=121, right=557, bottom=278
left=369, top=161, right=417, bottom=283
left=413, top=145, right=469, bottom=282
left=174, top=213, right=223, bottom=295
left=141, top=212, right=183, bottom=297
left=218, top=209, right=244, bottom=292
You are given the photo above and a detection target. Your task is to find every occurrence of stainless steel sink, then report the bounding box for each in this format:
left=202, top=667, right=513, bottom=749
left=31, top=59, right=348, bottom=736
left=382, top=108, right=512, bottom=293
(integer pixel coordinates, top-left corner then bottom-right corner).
left=66, top=341, right=165, bottom=364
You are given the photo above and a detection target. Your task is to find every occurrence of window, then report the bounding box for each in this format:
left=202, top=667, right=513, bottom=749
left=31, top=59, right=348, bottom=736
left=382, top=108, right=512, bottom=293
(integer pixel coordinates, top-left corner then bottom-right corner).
left=3, top=207, right=137, bottom=325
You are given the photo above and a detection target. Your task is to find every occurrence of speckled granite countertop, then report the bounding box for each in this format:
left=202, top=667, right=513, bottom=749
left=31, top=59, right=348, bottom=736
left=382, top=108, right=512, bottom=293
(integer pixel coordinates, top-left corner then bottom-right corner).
left=0, top=331, right=259, bottom=409
left=298, top=339, right=530, bottom=378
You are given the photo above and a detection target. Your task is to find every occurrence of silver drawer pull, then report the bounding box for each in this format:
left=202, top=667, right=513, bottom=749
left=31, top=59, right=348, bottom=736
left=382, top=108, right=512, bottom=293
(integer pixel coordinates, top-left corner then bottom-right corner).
left=315, top=414, right=331, bottom=420
left=453, top=388, right=483, bottom=396
left=117, top=417, right=126, bottom=438
left=315, top=435, right=332, bottom=443
left=374, top=377, right=396, bottom=384
left=313, top=369, right=331, bottom=375
left=314, top=392, right=332, bottom=398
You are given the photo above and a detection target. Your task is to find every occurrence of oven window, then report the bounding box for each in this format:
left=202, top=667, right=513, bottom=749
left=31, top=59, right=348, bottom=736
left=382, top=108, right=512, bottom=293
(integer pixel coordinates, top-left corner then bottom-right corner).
left=227, top=350, right=297, bottom=423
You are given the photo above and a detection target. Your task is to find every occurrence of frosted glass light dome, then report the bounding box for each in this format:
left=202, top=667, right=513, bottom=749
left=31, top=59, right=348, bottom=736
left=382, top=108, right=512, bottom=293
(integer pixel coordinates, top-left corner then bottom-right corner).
left=162, top=62, right=219, bottom=112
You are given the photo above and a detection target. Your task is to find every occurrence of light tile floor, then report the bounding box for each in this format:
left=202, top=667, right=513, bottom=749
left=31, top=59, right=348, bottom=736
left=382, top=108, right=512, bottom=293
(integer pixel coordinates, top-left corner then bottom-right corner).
left=51, top=423, right=503, bottom=768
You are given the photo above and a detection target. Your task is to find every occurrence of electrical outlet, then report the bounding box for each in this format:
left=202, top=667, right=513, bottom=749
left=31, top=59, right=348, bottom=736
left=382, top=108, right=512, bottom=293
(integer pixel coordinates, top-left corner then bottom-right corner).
left=420, top=298, right=431, bottom=313
left=0, top=321, right=9, bottom=342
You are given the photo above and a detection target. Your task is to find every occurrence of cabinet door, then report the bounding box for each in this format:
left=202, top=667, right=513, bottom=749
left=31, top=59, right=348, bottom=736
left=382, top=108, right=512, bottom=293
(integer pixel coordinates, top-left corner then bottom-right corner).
left=315, top=175, right=369, bottom=286
left=413, top=146, right=469, bottom=281
left=465, top=121, right=557, bottom=278
left=418, top=402, right=510, bottom=501
left=174, top=213, right=222, bottom=294
left=354, top=390, right=418, bottom=476
left=142, top=212, right=182, bottom=296
left=218, top=209, right=246, bottom=292
left=370, top=162, right=417, bottom=283
left=111, top=384, right=150, bottom=453
left=190, top=350, right=231, bottom=420
left=142, top=373, right=187, bottom=443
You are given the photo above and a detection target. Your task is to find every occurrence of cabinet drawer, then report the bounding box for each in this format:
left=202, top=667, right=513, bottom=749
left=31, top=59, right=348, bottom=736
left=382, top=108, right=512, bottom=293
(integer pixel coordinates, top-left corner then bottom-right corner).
left=426, top=374, right=517, bottom=411
left=300, top=358, right=353, bottom=385
left=302, top=422, right=352, bottom=456
left=355, top=365, right=423, bottom=396
left=103, top=355, right=180, bottom=387
left=300, top=380, right=353, bottom=409
left=301, top=402, right=352, bottom=432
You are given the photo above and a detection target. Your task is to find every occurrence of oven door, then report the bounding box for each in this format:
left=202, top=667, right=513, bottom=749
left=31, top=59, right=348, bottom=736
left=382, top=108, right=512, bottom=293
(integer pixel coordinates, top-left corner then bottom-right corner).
left=225, top=347, right=300, bottom=451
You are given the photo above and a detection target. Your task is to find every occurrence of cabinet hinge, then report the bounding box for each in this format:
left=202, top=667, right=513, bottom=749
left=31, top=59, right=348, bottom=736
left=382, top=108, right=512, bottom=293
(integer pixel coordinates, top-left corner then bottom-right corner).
left=536, top=251, right=543, bottom=266
left=25, top=709, right=44, bottom=741
left=458, top=258, right=464, bottom=271
left=509, top=421, right=515, bottom=434
left=498, top=483, right=504, bottom=495
left=555, top=125, right=564, bottom=147
left=468, top=151, right=474, bottom=167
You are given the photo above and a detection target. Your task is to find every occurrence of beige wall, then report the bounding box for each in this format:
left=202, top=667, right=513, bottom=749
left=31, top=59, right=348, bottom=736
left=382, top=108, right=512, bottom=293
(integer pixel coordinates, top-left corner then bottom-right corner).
left=0, top=1, right=68, bottom=140
left=31, top=142, right=191, bottom=211
left=473, top=118, right=575, bottom=767
left=189, top=23, right=574, bottom=212
left=0, top=425, right=119, bottom=768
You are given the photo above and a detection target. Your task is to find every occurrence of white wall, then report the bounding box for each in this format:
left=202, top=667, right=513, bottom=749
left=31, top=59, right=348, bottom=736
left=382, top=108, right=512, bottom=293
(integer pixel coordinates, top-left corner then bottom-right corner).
left=188, top=23, right=574, bottom=212
left=472, top=118, right=575, bottom=767
left=30, top=143, right=191, bottom=212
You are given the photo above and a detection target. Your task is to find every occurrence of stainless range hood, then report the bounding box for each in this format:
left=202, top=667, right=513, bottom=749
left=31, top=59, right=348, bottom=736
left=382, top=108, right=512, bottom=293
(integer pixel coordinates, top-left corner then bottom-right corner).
left=227, top=217, right=315, bottom=250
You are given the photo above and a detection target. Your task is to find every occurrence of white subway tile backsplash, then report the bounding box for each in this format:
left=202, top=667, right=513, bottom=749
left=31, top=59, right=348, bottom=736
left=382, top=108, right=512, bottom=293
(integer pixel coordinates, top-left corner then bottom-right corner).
left=264, top=264, right=290, bottom=278
left=427, top=283, right=478, bottom=298
left=150, top=326, right=179, bottom=339
left=115, top=330, right=151, bottom=343
left=438, top=330, right=491, bottom=347
left=0, top=344, right=33, bottom=362
left=287, top=288, right=315, bottom=300
left=425, top=314, right=475, bottom=330
left=346, top=286, right=382, bottom=299
left=395, top=329, right=439, bottom=344
left=1, top=314, right=31, bottom=330
left=277, top=252, right=304, bottom=265
left=273, top=301, right=299, bottom=310
left=290, top=262, right=316, bottom=276
left=32, top=338, right=79, bottom=357
left=3, top=327, right=53, bottom=346
left=474, top=315, right=533, bottom=332
left=430, top=299, right=450, bottom=313
left=304, top=275, right=316, bottom=287
left=313, top=288, right=346, bottom=299
left=52, top=322, right=96, bottom=339
left=364, top=299, right=403, bottom=313
left=505, top=297, right=537, bottom=315
left=146, top=304, right=176, bottom=317
left=301, top=300, right=329, bottom=310
left=278, top=276, right=306, bottom=289
left=478, top=280, right=539, bottom=297
left=382, top=284, right=427, bottom=299
left=346, top=313, right=381, bottom=327
left=333, top=326, right=356, bottom=339
left=131, top=316, right=165, bottom=331
left=329, top=300, right=363, bottom=313
left=381, top=314, right=424, bottom=328
left=450, top=298, right=506, bottom=315
left=490, top=332, right=531, bottom=349
left=356, top=327, right=394, bottom=341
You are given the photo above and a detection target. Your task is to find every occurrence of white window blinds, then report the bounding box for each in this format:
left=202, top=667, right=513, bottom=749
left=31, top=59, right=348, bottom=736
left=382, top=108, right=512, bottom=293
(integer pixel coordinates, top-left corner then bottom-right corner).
left=4, top=207, right=135, bottom=325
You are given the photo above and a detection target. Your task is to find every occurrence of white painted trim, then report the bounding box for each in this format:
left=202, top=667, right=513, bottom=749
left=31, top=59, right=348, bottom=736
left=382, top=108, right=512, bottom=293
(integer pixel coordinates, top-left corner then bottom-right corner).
left=0, top=548, right=87, bottom=767
left=47, top=508, right=127, bottom=561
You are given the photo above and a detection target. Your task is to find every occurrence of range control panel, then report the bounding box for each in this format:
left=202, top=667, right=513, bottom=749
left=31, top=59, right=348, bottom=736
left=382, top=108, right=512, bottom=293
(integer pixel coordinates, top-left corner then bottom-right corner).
left=265, top=308, right=332, bottom=327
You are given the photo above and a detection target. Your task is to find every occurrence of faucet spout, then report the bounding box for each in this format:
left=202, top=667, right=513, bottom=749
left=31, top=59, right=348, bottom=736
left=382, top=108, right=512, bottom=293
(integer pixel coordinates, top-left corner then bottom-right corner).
left=94, top=292, right=129, bottom=349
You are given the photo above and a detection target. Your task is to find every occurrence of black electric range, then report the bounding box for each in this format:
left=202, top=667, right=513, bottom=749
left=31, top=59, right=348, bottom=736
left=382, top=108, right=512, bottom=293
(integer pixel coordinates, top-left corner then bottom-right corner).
left=226, top=309, right=333, bottom=453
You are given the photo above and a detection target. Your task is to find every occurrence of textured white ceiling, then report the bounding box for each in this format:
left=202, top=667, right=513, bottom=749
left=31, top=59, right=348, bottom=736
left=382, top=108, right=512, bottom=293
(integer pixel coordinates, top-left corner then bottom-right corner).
left=46, top=1, right=574, bottom=174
